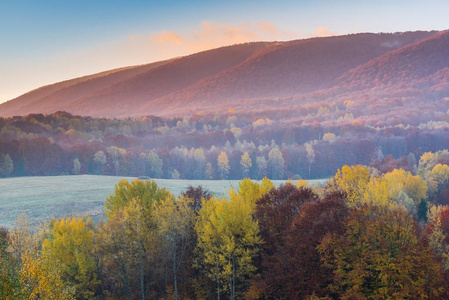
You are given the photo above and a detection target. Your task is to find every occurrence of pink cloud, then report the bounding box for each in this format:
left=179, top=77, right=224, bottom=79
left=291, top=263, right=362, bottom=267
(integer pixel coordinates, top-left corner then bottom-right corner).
left=146, top=21, right=304, bottom=54
left=149, top=30, right=183, bottom=45
left=315, top=26, right=339, bottom=37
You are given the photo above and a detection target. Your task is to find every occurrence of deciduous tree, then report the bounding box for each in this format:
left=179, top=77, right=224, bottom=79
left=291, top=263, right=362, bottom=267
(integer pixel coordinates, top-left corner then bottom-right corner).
left=0, top=153, right=13, bottom=177
left=240, top=152, right=252, bottom=178
left=104, top=179, right=172, bottom=218
left=154, top=195, right=195, bottom=300
left=318, top=204, right=446, bottom=299
left=195, top=195, right=261, bottom=299
left=217, top=152, right=230, bottom=179
left=73, top=158, right=81, bottom=175
left=268, top=148, right=284, bottom=179
left=255, top=155, right=267, bottom=180
left=253, top=184, right=319, bottom=297
left=93, top=151, right=106, bottom=174
left=305, top=143, right=315, bottom=179
left=42, top=217, right=99, bottom=299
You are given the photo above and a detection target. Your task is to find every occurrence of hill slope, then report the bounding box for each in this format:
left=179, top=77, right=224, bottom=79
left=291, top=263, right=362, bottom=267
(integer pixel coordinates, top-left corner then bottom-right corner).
left=0, top=31, right=441, bottom=118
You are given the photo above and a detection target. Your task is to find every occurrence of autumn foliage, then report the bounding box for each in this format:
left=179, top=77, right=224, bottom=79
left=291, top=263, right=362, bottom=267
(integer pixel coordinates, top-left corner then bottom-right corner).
left=4, top=156, right=449, bottom=298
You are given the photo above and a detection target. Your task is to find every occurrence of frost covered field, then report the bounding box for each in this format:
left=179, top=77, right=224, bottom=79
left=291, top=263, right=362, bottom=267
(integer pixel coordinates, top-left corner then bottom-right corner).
left=0, top=175, right=327, bottom=228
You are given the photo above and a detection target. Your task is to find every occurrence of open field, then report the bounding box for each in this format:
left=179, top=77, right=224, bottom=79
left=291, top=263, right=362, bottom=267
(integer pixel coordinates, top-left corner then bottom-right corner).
left=0, top=175, right=328, bottom=228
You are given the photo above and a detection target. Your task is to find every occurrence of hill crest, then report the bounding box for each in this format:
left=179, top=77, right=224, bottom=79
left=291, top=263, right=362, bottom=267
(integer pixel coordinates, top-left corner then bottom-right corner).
left=0, top=30, right=442, bottom=118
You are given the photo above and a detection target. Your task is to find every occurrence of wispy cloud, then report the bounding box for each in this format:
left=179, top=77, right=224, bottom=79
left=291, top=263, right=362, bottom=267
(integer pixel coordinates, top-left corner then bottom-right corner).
left=147, top=21, right=307, bottom=53
left=149, top=31, right=183, bottom=45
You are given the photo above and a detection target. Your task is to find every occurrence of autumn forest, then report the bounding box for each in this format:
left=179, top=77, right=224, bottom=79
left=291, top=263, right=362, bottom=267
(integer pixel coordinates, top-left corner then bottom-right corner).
left=3, top=29, right=449, bottom=299
left=3, top=154, right=449, bottom=298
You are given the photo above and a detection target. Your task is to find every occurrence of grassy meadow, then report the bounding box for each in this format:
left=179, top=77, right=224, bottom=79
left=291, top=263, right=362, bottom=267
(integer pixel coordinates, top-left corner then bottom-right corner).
left=0, top=175, right=328, bottom=228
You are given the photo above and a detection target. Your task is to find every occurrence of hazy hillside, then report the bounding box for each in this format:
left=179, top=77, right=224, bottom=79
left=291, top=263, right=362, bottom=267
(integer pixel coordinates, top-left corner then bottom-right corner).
left=338, top=30, right=449, bottom=87
left=0, top=62, right=173, bottom=116
left=0, top=31, right=439, bottom=118
left=154, top=31, right=438, bottom=116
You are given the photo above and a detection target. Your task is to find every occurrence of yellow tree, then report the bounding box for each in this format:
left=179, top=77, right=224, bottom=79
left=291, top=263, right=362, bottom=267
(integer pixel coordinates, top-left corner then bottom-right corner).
left=20, top=244, right=76, bottom=299
left=227, top=178, right=274, bottom=209
left=240, top=152, right=252, bottom=178
left=8, top=214, right=74, bottom=299
left=384, top=169, right=428, bottom=203
left=195, top=195, right=261, bottom=299
left=217, top=152, right=230, bottom=179
left=101, top=179, right=171, bottom=299
left=418, top=150, right=449, bottom=174
left=362, top=175, right=391, bottom=207
left=296, top=179, right=311, bottom=189
left=0, top=227, right=21, bottom=299
left=104, top=179, right=172, bottom=218
left=330, top=165, right=371, bottom=206
left=384, top=168, right=428, bottom=216
left=42, top=217, right=99, bottom=299
left=427, top=164, right=449, bottom=205
left=330, top=165, right=396, bottom=207
left=153, top=195, right=196, bottom=300
left=430, top=164, right=449, bottom=184
left=122, top=198, right=157, bottom=300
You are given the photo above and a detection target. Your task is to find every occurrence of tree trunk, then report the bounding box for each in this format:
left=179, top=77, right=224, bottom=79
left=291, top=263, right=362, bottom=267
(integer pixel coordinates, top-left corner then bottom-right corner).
left=139, top=238, right=145, bottom=300
left=173, top=253, right=178, bottom=300
left=231, top=256, right=236, bottom=300
left=217, top=278, right=220, bottom=300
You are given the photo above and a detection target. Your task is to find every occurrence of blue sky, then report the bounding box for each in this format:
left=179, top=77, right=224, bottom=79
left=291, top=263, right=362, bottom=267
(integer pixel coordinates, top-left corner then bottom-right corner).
left=1, top=0, right=448, bottom=104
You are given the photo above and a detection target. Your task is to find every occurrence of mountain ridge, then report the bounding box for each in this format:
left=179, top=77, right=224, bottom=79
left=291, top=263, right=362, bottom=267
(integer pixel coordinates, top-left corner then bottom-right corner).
left=0, top=30, right=443, bottom=118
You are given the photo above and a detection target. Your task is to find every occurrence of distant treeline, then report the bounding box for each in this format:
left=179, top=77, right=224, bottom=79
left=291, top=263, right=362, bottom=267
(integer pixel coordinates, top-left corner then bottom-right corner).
left=3, top=154, right=449, bottom=298
left=2, top=111, right=449, bottom=180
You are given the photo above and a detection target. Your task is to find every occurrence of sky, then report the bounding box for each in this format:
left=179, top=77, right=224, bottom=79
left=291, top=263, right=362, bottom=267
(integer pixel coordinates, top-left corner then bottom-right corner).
left=1, top=0, right=448, bottom=104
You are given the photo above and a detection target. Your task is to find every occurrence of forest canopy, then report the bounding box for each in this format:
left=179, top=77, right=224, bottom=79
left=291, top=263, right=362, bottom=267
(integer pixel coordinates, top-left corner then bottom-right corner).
left=2, top=111, right=449, bottom=180
left=3, top=153, right=449, bottom=298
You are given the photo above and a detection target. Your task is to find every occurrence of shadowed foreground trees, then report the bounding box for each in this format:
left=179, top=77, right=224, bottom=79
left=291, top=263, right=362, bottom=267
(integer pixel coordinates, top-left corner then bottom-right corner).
left=319, top=203, right=446, bottom=299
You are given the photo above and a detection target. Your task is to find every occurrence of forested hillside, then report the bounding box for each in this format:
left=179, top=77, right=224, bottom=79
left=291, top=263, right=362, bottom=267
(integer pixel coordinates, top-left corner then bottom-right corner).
left=3, top=154, right=449, bottom=298
left=0, top=31, right=440, bottom=118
